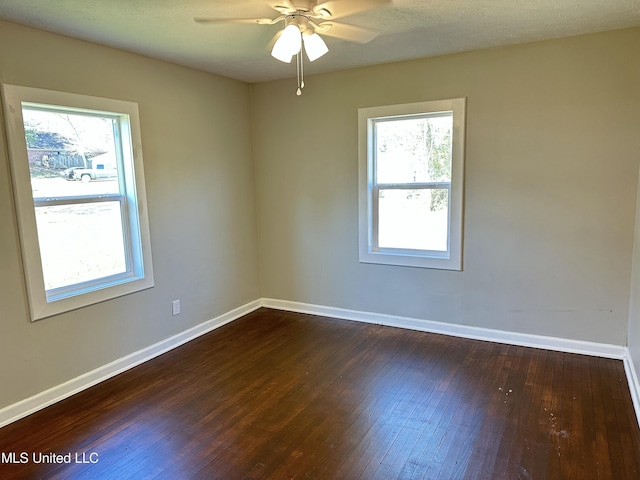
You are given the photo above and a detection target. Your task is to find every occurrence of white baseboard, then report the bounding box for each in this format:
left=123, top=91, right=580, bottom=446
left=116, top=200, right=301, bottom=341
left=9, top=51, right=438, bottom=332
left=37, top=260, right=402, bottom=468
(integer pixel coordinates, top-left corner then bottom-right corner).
left=262, top=298, right=626, bottom=359
left=623, top=350, right=640, bottom=428
left=0, top=299, right=262, bottom=429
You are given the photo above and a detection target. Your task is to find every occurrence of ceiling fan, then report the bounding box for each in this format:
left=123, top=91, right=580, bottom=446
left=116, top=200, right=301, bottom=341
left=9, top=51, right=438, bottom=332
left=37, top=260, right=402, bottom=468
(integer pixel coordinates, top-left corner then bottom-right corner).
left=195, top=0, right=392, bottom=94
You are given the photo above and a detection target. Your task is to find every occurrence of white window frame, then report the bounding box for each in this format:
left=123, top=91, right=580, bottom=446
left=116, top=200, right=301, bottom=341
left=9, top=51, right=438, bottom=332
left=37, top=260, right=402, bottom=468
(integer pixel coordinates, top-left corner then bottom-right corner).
left=2, top=84, right=154, bottom=321
left=358, top=98, right=466, bottom=270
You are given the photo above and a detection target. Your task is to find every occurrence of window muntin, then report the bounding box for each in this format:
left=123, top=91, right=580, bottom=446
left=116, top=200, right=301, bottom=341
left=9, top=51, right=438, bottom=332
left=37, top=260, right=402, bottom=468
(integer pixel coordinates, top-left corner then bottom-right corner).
left=2, top=84, right=154, bottom=320
left=358, top=98, right=465, bottom=270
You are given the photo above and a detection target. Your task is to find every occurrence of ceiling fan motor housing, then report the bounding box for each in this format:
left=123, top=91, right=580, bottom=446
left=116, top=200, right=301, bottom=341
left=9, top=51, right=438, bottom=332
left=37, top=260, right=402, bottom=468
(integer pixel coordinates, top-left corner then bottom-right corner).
left=287, top=13, right=311, bottom=33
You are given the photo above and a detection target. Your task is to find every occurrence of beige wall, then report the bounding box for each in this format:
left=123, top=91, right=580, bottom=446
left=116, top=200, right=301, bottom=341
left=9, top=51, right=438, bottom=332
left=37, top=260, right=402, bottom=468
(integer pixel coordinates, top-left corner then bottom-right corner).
left=252, top=28, right=640, bottom=346
left=0, top=21, right=260, bottom=409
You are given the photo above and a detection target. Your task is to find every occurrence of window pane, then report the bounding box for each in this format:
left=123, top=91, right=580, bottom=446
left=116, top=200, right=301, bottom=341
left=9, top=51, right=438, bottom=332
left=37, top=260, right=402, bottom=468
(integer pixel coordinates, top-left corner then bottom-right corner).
left=378, top=189, right=449, bottom=251
left=375, top=113, right=452, bottom=184
left=22, top=107, right=121, bottom=198
left=35, top=202, right=127, bottom=291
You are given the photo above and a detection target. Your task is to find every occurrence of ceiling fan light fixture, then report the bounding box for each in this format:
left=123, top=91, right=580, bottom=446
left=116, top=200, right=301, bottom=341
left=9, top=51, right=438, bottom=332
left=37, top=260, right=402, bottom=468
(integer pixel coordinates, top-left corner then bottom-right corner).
left=271, top=42, right=294, bottom=63
left=271, top=24, right=301, bottom=62
left=302, top=31, right=328, bottom=62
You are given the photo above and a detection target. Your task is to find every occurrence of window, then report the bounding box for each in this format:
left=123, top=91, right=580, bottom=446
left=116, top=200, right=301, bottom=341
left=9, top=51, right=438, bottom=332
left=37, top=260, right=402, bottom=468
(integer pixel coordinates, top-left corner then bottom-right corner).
left=358, top=98, right=466, bottom=270
left=2, top=84, right=154, bottom=321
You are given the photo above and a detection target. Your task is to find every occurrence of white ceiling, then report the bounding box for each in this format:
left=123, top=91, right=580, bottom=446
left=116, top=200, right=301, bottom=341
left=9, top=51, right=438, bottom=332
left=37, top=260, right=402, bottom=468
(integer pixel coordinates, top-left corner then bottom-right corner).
left=0, top=0, right=639, bottom=83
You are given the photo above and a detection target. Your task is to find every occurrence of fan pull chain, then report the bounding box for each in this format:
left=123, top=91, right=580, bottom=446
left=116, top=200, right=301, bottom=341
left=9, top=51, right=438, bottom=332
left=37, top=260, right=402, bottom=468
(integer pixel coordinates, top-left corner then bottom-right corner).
left=300, top=49, right=305, bottom=89
left=296, top=51, right=301, bottom=95
left=296, top=50, right=305, bottom=96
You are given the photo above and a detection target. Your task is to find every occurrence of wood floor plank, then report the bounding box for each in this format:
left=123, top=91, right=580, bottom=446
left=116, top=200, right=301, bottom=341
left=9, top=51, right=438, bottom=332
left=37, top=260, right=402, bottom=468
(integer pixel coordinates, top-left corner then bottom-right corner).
left=1, top=308, right=639, bottom=479
left=507, top=347, right=544, bottom=480
left=458, top=343, right=513, bottom=480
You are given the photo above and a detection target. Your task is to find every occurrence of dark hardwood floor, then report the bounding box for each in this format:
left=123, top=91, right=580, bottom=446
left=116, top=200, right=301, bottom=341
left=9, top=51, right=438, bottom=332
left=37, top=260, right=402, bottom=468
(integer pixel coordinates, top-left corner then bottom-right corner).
left=1, top=308, right=639, bottom=479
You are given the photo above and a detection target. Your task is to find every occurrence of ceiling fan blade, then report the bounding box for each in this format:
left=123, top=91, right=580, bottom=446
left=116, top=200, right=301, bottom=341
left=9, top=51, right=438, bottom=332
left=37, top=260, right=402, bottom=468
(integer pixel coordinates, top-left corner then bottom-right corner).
left=315, top=21, right=379, bottom=43
left=271, top=1, right=297, bottom=15
left=194, top=16, right=283, bottom=25
left=313, top=0, right=391, bottom=20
